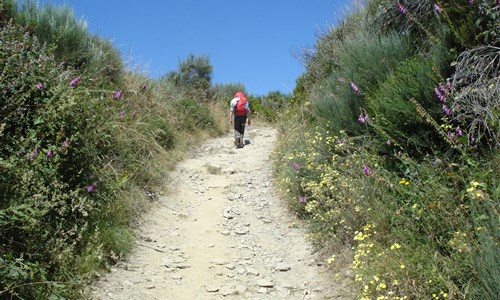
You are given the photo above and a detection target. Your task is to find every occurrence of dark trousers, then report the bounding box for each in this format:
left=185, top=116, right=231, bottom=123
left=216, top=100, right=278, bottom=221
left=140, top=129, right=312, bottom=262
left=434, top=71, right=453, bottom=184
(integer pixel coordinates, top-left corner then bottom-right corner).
left=234, top=115, right=247, bottom=136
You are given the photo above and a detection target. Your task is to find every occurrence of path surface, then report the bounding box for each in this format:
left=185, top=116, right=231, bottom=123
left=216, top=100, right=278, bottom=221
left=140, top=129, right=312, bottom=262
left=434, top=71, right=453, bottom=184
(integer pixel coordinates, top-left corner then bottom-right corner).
left=89, top=126, right=352, bottom=299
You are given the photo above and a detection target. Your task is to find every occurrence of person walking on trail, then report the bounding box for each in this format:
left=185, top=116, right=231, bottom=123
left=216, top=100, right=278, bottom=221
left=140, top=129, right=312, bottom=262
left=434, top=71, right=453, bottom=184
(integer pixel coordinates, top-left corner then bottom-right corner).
left=229, top=91, right=251, bottom=148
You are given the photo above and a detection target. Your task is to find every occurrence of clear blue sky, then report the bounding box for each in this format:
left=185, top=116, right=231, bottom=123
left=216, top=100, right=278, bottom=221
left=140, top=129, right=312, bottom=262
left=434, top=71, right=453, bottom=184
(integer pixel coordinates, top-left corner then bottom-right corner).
left=39, top=0, right=351, bottom=96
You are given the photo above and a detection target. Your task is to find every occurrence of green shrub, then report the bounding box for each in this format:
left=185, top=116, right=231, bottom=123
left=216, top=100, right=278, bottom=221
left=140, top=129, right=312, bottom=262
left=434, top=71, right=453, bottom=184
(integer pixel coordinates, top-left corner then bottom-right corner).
left=172, top=98, right=218, bottom=133
left=368, top=57, right=446, bottom=154
left=0, top=21, right=112, bottom=298
left=11, top=0, right=123, bottom=81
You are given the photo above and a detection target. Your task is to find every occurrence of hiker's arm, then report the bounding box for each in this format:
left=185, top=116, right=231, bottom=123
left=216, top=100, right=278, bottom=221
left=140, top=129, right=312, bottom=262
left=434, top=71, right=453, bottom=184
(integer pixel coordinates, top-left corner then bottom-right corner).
left=229, top=110, right=234, bottom=123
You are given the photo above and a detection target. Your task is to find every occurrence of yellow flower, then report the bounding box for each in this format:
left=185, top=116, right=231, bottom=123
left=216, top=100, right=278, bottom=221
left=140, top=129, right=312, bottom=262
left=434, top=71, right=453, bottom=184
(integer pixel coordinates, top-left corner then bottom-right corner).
left=390, top=243, right=401, bottom=250
left=400, top=264, right=406, bottom=269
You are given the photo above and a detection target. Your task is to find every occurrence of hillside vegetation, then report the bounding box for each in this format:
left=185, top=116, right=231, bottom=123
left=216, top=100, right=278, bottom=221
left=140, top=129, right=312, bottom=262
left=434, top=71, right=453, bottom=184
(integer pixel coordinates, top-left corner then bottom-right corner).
left=273, top=1, right=499, bottom=299
left=0, top=0, right=280, bottom=298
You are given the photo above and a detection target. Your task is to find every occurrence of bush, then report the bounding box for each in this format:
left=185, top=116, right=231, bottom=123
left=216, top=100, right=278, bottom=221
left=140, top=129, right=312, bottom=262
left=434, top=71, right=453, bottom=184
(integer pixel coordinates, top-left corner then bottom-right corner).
left=0, top=22, right=112, bottom=299
left=368, top=57, right=446, bottom=154
left=10, top=0, right=123, bottom=81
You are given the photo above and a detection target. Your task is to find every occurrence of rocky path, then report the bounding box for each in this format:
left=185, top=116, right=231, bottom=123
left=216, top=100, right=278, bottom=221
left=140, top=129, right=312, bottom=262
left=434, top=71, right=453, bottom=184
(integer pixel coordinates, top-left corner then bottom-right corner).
left=89, top=126, right=351, bottom=299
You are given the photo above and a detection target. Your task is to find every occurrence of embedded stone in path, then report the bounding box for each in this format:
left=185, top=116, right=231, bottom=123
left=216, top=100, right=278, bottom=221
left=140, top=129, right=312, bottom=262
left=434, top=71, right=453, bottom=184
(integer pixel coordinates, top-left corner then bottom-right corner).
left=219, top=285, right=238, bottom=296
left=276, top=262, right=291, bottom=272
left=207, top=163, right=222, bottom=175
left=256, top=279, right=274, bottom=288
left=206, top=285, right=219, bottom=293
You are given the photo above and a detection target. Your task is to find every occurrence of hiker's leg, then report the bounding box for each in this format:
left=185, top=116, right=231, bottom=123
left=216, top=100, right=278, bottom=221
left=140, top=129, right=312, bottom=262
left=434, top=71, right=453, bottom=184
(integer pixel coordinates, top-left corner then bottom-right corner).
left=239, top=116, right=247, bottom=146
left=234, top=116, right=243, bottom=147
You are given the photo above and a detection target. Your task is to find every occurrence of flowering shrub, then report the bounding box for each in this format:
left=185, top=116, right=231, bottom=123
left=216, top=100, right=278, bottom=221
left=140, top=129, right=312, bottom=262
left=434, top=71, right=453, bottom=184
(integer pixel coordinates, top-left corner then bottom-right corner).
left=273, top=2, right=499, bottom=299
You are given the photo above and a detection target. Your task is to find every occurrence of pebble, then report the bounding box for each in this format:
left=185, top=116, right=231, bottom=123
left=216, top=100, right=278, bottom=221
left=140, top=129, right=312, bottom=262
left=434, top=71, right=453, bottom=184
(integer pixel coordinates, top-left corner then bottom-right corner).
left=256, top=279, right=274, bottom=288
left=206, top=285, right=219, bottom=293
left=276, top=262, right=291, bottom=272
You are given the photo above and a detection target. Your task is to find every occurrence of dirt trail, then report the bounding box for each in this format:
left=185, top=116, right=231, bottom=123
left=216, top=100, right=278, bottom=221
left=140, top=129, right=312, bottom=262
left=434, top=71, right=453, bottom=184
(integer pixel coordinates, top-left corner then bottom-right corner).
left=89, top=126, right=352, bottom=299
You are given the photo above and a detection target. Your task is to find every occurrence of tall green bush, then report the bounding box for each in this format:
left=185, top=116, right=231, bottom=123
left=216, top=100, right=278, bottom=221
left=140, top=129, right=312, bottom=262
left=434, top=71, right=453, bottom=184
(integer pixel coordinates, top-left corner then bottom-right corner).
left=0, top=22, right=113, bottom=298
left=9, top=0, right=123, bottom=81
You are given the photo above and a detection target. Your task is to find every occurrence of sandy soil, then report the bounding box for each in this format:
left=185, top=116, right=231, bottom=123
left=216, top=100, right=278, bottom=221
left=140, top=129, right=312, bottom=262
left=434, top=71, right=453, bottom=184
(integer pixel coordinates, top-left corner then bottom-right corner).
left=89, top=126, right=352, bottom=300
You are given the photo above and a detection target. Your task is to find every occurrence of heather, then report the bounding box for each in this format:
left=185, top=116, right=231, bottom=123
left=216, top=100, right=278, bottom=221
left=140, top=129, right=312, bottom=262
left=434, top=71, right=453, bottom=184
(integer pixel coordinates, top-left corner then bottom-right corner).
left=273, top=1, right=499, bottom=299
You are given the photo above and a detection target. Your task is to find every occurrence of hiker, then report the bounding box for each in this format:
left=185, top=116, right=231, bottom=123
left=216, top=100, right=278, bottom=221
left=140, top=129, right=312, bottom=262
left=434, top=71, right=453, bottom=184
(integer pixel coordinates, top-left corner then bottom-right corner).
left=229, top=91, right=251, bottom=148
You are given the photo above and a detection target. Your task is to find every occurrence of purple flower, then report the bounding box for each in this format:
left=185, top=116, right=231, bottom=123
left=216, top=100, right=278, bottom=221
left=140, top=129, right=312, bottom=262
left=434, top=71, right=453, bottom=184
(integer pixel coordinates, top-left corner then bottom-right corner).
left=70, top=77, right=80, bottom=87
left=86, top=182, right=97, bottom=193
left=467, top=0, right=474, bottom=5
left=456, top=126, right=463, bottom=137
left=350, top=82, right=361, bottom=95
left=362, top=164, right=373, bottom=176
left=298, top=196, right=308, bottom=203
left=36, top=82, right=43, bottom=90
left=435, top=86, right=448, bottom=102
left=62, top=139, right=70, bottom=149
left=30, top=148, right=39, bottom=161
left=442, top=104, right=451, bottom=116
left=358, top=111, right=369, bottom=124
left=292, top=162, right=301, bottom=170
left=47, top=150, right=54, bottom=158
left=113, top=90, right=123, bottom=99
left=447, top=132, right=456, bottom=142
left=397, top=2, right=407, bottom=14
left=119, top=110, right=126, bottom=116
left=439, top=85, right=447, bottom=95
left=434, top=4, right=442, bottom=14
left=132, top=111, right=138, bottom=117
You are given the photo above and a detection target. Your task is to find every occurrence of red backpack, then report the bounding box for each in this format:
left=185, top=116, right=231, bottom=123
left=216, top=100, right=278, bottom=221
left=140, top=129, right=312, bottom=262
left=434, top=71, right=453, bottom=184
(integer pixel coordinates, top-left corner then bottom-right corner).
left=234, top=95, right=247, bottom=116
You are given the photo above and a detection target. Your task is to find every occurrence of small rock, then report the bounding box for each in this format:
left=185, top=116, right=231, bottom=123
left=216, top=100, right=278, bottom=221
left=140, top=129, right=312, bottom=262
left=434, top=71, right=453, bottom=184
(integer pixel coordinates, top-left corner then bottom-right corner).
left=276, top=263, right=291, bottom=272
left=256, top=279, right=274, bottom=288
left=234, top=228, right=249, bottom=235
left=207, top=164, right=222, bottom=175
left=146, top=285, right=156, bottom=289
left=206, top=285, right=219, bottom=293
left=220, top=285, right=238, bottom=296
left=177, top=263, right=191, bottom=269
left=246, top=267, right=260, bottom=276
left=257, top=287, right=268, bottom=294
left=236, top=285, right=248, bottom=294
left=226, top=263, right=236, bottom=270
left=223, top=210, right=234, bottom=219
left=171, top=274, right=183, bottom=280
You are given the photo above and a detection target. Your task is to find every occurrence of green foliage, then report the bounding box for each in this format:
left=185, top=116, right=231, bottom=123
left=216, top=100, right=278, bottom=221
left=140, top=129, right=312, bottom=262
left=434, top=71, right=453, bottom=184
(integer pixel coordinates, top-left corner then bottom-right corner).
left=311, top=76, right=364, bottom=135
left=274, top=1, right=500, bottom=299
left=338, top=31, right=410, bottom=91
left=10, top=0, right=123, bottom=81
left=165, top=54, right=213, bottom=99
left=0, top=21, right=110, bottom=299
left=0, top=6, right=226, bottom=298
left=251, top=91, right=289, bottom=122
left=368, top=57, right=444, bottom=153
left=172, top=98, right=219, bottom=133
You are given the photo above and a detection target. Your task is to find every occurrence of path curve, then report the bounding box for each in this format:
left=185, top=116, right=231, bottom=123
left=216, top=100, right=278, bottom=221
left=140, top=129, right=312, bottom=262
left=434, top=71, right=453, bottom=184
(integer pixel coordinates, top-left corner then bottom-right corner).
left=90, top=126, right=351, bottom=299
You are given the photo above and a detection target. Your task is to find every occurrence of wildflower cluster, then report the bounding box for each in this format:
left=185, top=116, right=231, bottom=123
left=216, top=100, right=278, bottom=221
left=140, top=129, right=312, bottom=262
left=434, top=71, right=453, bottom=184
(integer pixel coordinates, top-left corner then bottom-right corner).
left=466, top=181, right=486, bottom=200
left=353, top=224, right=410, bottom=300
